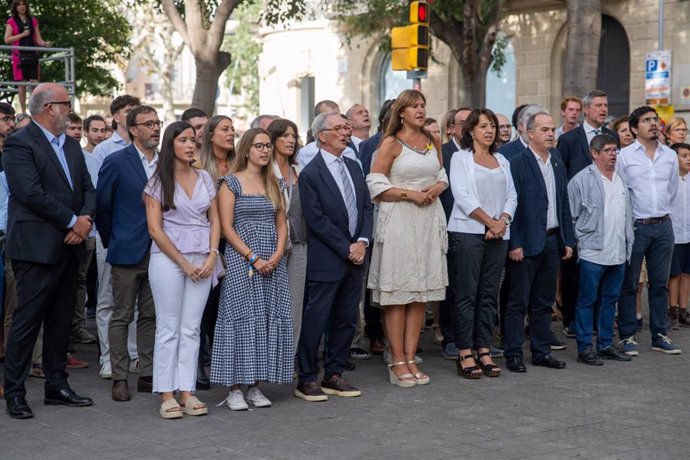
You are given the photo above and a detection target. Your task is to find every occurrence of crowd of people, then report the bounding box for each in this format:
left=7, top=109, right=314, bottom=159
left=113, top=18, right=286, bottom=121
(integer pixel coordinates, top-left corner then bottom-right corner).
left=0, top=81, right=688, bottom=420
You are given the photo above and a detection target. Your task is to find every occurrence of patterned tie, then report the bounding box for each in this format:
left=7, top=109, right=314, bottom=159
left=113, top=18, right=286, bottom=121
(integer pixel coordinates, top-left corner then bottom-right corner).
left=594, top=128, right=601, bottom=135
left=337, top=157, right=358, bottom=237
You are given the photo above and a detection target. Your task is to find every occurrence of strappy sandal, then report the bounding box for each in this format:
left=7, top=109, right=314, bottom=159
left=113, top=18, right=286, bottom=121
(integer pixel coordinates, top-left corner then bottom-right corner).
left=457, top=354, right=482, bottom=380
left=180, top=395, right=208, bottom=416
left=388, top=361, right=417, bottom=388
left=477, top=352, right=501, bottom=377
left=406, top=360, right=430, bottom=385
left=159, top=398, right=183, bottom=419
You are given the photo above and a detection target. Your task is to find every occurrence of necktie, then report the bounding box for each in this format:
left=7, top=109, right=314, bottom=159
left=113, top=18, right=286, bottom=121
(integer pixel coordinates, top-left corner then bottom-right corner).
left=594, top=129, right=601, bottom=135
left=337, top=157, right=358, bottom=237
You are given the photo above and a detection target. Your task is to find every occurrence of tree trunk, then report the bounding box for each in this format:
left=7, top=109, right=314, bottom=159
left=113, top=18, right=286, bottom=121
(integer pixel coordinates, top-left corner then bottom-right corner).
left=191, top=51, right=231, bottom=116
left=563, top=0, right=601, bottom=97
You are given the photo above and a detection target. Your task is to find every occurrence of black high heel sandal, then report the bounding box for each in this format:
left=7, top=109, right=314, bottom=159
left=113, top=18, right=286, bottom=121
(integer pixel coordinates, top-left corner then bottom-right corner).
left=477, top=351, right=501, bottom=377
left=456, top=354, right=482, bottom=379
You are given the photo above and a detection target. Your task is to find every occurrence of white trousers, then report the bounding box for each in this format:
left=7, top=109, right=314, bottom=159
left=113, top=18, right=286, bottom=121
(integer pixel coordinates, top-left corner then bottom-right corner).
left=95, top=234, right=138, bottom=366
left=149, top=252, right=211, bottom=393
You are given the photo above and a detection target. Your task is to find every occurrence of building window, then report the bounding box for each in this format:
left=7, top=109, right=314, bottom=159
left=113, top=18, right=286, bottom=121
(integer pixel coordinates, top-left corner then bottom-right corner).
left=485, top=35, right=516, bottom=119
left=597, top=15, right=630, bottom=117
left=379, top=53, right=411, bottom=105
left=300, top=76, right=315, bottom=136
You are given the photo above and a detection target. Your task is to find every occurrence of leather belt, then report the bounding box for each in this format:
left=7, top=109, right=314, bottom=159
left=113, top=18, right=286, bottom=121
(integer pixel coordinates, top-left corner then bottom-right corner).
left=635, top=215, right=669, bottom=225
left=546, top=228, right=559, bottom=236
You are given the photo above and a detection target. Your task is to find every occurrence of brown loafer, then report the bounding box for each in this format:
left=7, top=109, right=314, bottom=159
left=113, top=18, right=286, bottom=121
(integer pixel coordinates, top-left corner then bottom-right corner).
left=321, top=374, right=361, bottom=397
left=137, top=377, right=153, bottom=393
left=294, top=381, right=328, bottom=402
left=112, top=380, right=131, bottom=402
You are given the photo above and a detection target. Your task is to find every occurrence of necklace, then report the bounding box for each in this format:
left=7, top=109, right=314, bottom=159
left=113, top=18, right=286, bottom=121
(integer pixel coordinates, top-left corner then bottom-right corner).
left=395, top=136, right=433, bottom=156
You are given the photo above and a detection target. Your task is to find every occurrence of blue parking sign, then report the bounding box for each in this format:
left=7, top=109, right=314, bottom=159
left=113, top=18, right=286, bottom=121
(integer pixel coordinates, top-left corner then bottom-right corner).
left=646, top=59, right=658, bottom=72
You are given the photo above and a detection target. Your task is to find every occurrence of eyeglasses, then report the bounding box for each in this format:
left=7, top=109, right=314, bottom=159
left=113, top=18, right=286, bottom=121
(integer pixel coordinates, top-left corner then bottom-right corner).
left=639, top=116, right=659, bottom=125
left=131, top=120, right=164, bottom=129
left=45, top=101, right=72, bottom=109
left=322, top=125, right=350, bottom=134
left=251, top=142, right=273, bottom=151
left=0, top=115, right=16, bottom=124
left=597, top=147, right=620, bottom=155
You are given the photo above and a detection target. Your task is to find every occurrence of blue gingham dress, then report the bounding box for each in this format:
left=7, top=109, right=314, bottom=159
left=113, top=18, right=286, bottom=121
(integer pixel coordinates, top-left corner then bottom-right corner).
left=210, top=175, right=293, bottom=385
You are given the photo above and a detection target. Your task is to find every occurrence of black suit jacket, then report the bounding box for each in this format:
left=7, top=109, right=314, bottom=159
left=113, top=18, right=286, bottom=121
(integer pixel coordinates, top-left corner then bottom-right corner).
left=508, top=148, right=575, bottom=257
left=300, top=150, right=373, bottom=283
left=557, top=124, right=620, bottom=180
left=2, top=121, right=96, bottom=264
left=440, top=140, right=459, bottom=221
left=358, top=132, right=382, bottom=176
left=498, top=138, right=526, bottom=161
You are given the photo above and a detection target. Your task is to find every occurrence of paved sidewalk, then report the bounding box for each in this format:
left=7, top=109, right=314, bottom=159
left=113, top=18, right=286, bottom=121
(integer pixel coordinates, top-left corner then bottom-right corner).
left=1, top=321, right=689, bottom=460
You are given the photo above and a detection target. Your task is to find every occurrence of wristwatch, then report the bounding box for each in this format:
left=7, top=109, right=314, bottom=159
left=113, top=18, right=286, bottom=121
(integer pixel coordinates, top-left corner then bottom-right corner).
left=502, top=217, right=511, bottom=226
left=400, top=190, right=408, bottom=200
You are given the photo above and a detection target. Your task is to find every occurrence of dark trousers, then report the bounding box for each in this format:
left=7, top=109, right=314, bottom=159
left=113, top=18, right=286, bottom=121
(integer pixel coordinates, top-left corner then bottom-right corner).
left=4, top=253, right=78, bottom=399
left=198, top=283, right=220, bottom=366
left=450, top=232, right=507, bottom=350
left=618, top=219, right=674, bottom=340
left=504, top=233, right=561, bottom=360
left=575, top=260, right=625, bottom=353
left=438, top=232, right=456, bottom=346
left=298, top=265, right=364, bottom=383
left=560, top=247, right=579, bottom=329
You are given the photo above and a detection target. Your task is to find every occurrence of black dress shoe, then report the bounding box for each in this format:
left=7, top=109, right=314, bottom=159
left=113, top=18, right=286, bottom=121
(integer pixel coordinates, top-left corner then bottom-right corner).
left=6, top=396, right=33, bottom=419
left=597, top=345, right=632, bottom=362
left=137, top=377, right=153, bottom=393
left=532, top=354, right=566, bottom=369
left=506, top=356, right=527, bottom=373
left=44, top=388, right=94, bottom=407
left=196, top=364, right=210, bottom=390
left=577, top=349, right=604, bottom=366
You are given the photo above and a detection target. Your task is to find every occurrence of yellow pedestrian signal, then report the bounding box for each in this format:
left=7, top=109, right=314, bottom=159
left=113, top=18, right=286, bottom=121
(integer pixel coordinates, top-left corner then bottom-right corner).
left=390, top=1, right=430, bottom=71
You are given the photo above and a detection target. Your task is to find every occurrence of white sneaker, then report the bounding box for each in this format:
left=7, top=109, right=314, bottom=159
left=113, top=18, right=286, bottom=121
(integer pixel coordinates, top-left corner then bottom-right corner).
left=246, top=386, right=272, bottom=408
left=99, top=361, right=112, bottom=379
left=128, top=358, right=140, bottom=374
left=225, top=390, right=248, bottom=411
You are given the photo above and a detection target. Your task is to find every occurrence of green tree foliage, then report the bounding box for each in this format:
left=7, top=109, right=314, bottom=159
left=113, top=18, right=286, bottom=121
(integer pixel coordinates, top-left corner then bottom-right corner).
left=9, top=0, right=131, bottom=96
left=223, top=1, right=261, bottom=115
left=328, top=0, right=504, bottom=108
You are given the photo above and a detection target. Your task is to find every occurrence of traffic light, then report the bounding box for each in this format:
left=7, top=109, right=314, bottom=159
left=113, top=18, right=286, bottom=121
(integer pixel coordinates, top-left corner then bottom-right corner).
left=390, top=1, right=430, bottom=71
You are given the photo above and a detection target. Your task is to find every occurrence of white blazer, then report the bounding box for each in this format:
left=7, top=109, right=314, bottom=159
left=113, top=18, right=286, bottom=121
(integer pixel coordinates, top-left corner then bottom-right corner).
left=448, top=149, right=517, bottom=239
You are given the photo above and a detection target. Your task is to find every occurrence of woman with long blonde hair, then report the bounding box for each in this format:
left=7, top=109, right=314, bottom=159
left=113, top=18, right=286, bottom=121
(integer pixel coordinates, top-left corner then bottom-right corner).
left=211, top=128, right=293, bottom=411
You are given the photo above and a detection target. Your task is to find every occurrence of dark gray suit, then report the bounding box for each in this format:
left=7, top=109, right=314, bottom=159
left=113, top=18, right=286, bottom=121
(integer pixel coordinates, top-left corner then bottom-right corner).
left=2, top=121, right=95, bottom=399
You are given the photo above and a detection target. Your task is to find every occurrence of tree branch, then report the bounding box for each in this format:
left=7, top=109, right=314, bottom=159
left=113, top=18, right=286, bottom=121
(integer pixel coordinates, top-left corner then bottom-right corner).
left=207, top=0, right=243, bottom=51
left=161, top=0, right=189, bottom=44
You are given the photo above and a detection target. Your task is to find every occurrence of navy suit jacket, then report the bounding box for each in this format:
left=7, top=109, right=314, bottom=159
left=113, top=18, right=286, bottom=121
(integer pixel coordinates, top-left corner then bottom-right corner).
left=508, top=148, right=575, bottom=257
left=96, top=143, right=151, bottom=265
left=557, top=124, right=619, bottom=180
left=358, top=132, right=381, bottom=176
left=299, top=150, right=373, bottom=283
left=497, top=138, right=526, bottom=161
left=2, top=121, right=95, bottom=264
left=440, top=140, right=458, bottom=221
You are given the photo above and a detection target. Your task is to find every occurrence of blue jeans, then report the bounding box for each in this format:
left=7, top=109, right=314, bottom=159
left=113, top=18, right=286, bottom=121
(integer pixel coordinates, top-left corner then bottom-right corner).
left=618, top=219, right=673, bottom=340
left=575, top=260, right=625, bottom=353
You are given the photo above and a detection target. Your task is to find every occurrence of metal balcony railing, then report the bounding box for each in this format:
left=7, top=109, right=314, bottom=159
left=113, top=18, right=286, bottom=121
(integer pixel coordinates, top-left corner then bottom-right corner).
left=0, top=44, right=75, bottom=102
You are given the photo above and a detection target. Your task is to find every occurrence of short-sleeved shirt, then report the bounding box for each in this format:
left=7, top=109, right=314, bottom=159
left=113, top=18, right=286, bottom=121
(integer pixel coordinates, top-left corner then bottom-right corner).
left=143, top=169, right=216, bottom=254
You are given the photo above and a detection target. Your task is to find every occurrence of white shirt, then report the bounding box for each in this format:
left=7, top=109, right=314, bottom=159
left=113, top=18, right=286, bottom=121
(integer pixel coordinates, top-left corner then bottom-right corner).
left=351, top=136, right=365, bottom=151
left=616, top=140, right=679, bottom=219
left=671, top=174, right=690, bottom=244
left=134, top=145, right=159, bottom=180
left=83, top=149, right=100, bottom=237
left=582, top=120, right=602, bottom=146
left=532, top=150, right=559, bottom=229
left=580, top=173, right=627, bottom=266
left=297, top=141, right=360, bottom=170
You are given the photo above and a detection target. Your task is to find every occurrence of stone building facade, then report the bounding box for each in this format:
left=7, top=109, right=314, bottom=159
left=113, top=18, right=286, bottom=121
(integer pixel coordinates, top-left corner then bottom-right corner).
left=259, top=0, right=690, bottom=132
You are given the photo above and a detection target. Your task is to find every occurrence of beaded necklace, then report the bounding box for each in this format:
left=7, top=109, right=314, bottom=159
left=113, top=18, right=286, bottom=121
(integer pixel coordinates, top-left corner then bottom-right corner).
left=395, top=136, right=433, bottom=156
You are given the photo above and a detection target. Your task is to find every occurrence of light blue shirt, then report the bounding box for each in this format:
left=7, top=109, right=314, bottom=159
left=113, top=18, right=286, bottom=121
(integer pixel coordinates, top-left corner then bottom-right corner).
left=33, top=121, right=77, bottom=228
left=0, top=171, right=8, bottom=233
left=93, top=131, right=129, bottom=177
left=83, top=149, right=99, bottom=237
